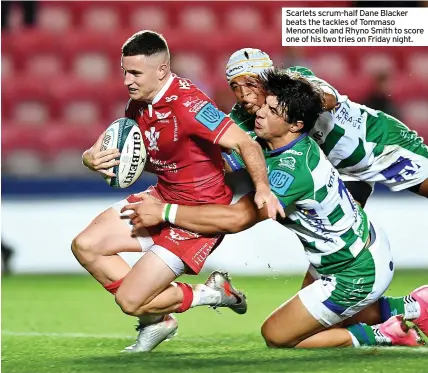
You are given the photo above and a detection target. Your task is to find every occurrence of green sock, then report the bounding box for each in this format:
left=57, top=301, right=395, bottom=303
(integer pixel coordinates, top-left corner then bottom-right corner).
left=347, top=323, right=377, bottom=347
left=378, top=295, right=420, bottom=321
left=347, top=323, right=393, bottom=347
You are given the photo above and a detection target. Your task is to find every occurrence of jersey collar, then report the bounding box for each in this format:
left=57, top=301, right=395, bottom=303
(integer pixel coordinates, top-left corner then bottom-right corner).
left=264, top=133, right=308, bottom=157
left=152, top=73, right=175, bottom=105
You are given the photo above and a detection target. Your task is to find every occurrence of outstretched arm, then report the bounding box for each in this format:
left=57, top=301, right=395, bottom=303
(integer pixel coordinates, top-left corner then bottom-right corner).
left=217, top=123, right=285, bottom=220
left=120, top=194, right=268, bottom=235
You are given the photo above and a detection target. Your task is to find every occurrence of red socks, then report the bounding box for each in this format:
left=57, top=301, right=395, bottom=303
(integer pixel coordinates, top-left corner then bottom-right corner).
left=104, top=279, right=193, bottom=314
left=175, top=282, right=193, bottom=313
left=104, top=278, right=123, bottom=294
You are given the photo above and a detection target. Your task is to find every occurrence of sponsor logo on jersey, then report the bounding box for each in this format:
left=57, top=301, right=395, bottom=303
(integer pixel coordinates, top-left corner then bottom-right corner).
left=145, top=127, right=160, bottom=151
left=150, top=157, right=178, bottom=173
left=195, top=103, right=226, bottom=131
left=279, top=157, right=296, bottom=171
left=380, top=156, right=421, bottom=183
left=165, top=95, right=178, bottom=102
left=173, top=116, right=179, bottom=142
left=167, top=227, right=201, bottom=245
left=192, top=240, right=216, bottom=266
left=284, top=149, right=303, bottom=156
left=178, top=79, right=191, bottom=90
left=182, top=97, right=208, bottom=113
left=155, top=111, right=171, bottom=120
left=268, top=169, right=295, bottom=195
left=124, top=132, right=143, bottom=185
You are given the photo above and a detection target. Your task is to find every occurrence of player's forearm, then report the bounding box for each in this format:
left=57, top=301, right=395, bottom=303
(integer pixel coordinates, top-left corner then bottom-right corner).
left=173, top=205, right=247, bottom=234
left=164, top=196, right=260, bottom=234
left=237, top=139, right=270, bottom=192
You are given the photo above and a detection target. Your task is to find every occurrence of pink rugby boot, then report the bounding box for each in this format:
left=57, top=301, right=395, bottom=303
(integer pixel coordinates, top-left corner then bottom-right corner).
left=410, top=285, right=428, bottom=336
left=379, top=315, right=424, bottom=347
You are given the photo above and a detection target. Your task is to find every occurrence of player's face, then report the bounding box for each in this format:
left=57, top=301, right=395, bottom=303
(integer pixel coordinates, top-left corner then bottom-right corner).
left=121, top=55, right=159, bottom=101
left=230, top=75, right=266, bottom=115
left=254, top=95, right=289, bottom=140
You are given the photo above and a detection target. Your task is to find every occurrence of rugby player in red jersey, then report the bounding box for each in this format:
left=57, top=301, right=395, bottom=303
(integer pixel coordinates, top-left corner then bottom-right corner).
left=73, top=30, right=284, bottom=352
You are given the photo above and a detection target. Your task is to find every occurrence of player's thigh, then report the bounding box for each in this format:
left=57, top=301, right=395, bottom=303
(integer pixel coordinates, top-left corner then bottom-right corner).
left=73, top=190, right=161, bottom=257
left=301, top=265, right=317, bottom=289
left=409, top=178, right=428, bottom=198
left=73, top=206, right=142, bottom=256
left=261, top=294, right=325, bottom=348
left=299, top=223, right=393, bottom=330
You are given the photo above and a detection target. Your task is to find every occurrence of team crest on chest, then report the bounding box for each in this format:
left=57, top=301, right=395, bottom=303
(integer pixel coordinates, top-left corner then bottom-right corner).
left=145, top=127, right=160, bottom=151
left=279, top=157, right=296, bottom=171
left=155, top=111, right=171, bottom=120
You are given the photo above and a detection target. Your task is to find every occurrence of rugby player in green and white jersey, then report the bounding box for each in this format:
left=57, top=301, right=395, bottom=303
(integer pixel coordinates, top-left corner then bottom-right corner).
left=222, top=48, right=428, bottom=333
left=125, top=69, right=427, bottom=348
left=225, top=48, right=428, bottom=207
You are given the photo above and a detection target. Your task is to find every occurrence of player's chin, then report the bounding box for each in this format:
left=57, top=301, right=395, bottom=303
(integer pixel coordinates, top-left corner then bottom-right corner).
left=128, top=90, right=142, bottom=100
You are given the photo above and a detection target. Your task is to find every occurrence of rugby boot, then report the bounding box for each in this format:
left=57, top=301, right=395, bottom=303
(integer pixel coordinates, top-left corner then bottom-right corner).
left=204, top=270, right=247, bottom=315
left=410, top=285, right=428, bottom=337
left=122, top=314, right=178, bottom=352
left=378, top=315, right=424, bottom=347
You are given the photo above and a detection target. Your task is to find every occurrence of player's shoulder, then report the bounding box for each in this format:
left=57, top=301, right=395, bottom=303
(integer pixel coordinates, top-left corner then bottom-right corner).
left=286, top=66, right=316, bottom=78
left=166, top=75, right=214, bottom=112
left=269, top=136, right=316, bottom=177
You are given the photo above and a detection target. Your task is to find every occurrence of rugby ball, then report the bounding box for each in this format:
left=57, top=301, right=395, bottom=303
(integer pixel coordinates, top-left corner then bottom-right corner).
left=101, top=118, right=147, bottom=188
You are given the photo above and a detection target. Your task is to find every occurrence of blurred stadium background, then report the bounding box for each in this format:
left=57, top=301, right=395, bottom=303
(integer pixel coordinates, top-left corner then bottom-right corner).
left=1, top=1, right=428, bottom=273
left=2, top=2, right=428, bottom=372
left=2, top=0, right=428, bottom=275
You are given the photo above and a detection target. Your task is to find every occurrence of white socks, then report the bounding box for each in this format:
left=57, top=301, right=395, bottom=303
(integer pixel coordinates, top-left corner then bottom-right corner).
left=191, top=284, right=221, bottom=308
left=403, top=295, right=421, bottom=320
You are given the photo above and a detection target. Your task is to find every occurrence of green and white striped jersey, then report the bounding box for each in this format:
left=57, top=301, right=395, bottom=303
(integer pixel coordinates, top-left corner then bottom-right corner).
left=287, top=66, right=387, bottom=173
left=223, top=135, right=370, bottom=274
left=228, top=66, right=388, bottom=174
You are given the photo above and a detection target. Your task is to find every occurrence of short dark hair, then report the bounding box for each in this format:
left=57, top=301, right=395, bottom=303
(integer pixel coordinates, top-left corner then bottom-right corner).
left=122, top=30, right=169, bottom=57
left=259, top=67, right=325, bottom=133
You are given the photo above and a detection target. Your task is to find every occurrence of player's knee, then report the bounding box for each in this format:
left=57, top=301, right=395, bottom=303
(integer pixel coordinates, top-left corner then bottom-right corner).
left=115, top=290, right=149, bottom=316
left=261, top=322, right=297, bottom=348
left=71, top=233, right=97, bottom=265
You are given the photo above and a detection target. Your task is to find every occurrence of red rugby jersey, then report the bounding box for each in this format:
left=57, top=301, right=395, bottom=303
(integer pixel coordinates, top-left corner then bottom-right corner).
left=125, top=74, right=233, bottom=205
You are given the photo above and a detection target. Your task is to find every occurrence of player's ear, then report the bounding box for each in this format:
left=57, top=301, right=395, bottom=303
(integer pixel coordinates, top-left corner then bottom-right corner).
left=157, top=63, right=168, bottom=80
left=290, top=121, right=304, bottom=133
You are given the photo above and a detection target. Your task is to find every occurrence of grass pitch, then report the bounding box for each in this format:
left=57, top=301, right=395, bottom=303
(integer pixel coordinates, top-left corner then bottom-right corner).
left=2, top=270, right=428, bottom=373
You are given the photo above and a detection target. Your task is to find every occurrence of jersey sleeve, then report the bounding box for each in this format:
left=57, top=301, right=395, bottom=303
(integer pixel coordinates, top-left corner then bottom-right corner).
left=222, top=149, right=245, bottom=172
left=178, top=91, right=234, bottom=144
left=268, top=159, right=313, bottom=207
left=287, top=66, right=343, bottom=103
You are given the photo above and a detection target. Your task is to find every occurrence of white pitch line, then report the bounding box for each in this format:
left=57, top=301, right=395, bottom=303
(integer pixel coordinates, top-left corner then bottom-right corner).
left=2, top=330, right=134, bottom=339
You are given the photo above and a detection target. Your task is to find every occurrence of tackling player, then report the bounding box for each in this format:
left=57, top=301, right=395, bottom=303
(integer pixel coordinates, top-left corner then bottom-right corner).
left=129, top=69, right=428, bottom=348
left=223, top=48, right=428, bottom=331
left=224, top=48, right=428, bottom=206
left=73, top=31, right=284, bottom=353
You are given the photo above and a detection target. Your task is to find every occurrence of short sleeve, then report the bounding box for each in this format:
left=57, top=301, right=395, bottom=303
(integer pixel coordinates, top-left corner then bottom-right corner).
left=179, top=92, right=233, bottom=144
left=222, top=150, right=245, bottom=172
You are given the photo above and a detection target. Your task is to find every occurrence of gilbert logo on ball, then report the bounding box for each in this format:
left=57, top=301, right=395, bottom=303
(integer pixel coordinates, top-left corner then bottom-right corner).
left=102, top=118, right=147, bottom=188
